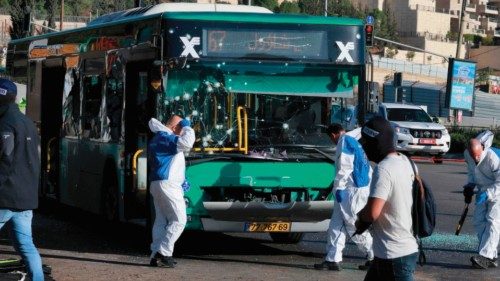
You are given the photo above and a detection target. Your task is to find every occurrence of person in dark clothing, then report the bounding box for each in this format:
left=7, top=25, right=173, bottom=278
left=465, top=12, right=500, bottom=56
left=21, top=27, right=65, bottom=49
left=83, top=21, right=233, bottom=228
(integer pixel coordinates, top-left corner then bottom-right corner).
left=0, top=78, right=44, bottom=281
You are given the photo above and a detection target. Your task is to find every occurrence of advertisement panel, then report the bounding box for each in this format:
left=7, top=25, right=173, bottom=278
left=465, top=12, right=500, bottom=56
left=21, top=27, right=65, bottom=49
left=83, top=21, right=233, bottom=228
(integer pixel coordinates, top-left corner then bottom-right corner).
left=446, top=58, right=476, bottom=111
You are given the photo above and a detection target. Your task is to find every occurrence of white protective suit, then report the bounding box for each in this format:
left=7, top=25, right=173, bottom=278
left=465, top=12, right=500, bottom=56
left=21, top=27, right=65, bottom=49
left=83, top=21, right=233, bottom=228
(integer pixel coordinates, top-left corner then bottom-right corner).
left=464, top=131, right=500, bottom=260
left=325, top=134, right=374, bottom=263
left=148, top=118, right=195, bottom=258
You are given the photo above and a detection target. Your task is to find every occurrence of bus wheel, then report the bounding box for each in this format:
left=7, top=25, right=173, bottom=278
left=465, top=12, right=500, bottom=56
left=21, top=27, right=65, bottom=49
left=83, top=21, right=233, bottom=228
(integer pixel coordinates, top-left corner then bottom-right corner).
left=269, top=232, right=303, bottom=244
left=102, top=163, right=119, bottom=221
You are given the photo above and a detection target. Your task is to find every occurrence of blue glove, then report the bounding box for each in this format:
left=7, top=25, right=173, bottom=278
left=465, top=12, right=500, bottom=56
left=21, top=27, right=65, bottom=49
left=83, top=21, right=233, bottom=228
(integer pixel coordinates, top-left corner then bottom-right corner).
left=476, top=191, right=488, bottom=204
left=181, top=180, right=190, bottom=192
left=179, top=119, right=191, bottom=128
left=335, top=189, right=347, bottom=203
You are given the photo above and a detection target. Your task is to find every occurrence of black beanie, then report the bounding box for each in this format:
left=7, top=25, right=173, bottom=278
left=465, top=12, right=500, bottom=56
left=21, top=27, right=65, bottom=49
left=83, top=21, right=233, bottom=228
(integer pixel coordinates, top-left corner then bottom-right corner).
left=361, top=116, right=396, bottom=163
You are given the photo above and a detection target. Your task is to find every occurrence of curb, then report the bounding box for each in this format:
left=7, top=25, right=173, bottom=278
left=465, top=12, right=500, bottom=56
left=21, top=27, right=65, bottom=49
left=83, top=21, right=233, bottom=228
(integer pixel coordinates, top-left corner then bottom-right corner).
left=410, top=156, right=465, bottom=163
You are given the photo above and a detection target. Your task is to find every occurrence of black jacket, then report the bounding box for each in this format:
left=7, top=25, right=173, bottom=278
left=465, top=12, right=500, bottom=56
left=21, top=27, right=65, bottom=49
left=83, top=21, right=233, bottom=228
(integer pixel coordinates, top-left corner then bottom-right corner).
left=0, top=103, right=40, bottom=210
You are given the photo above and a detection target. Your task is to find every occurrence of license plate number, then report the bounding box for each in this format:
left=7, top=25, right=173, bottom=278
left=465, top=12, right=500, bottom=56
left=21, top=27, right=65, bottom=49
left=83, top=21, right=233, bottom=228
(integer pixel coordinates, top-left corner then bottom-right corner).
left=419, top=138, right=436, bottom=145
left=245, top=222, right=291, bottom=232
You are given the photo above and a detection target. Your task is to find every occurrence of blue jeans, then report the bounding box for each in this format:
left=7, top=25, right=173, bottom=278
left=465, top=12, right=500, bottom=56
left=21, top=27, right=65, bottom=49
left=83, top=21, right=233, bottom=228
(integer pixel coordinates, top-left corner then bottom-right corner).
left=0, top=209, right=44, bottom=281
left=364, top=252, right=418, bottom=281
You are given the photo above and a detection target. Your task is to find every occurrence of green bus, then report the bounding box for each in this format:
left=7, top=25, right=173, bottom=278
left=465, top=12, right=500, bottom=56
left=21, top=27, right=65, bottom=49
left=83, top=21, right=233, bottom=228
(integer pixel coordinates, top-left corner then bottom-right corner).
left=7, top=3, right=366, bottom=242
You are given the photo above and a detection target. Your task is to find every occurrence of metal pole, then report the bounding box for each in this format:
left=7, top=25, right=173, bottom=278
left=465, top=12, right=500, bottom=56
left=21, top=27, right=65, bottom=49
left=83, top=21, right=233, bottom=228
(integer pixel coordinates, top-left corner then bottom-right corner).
left=358, top=65, right=366, bottom=126
left=456, top=0, right=467, bottom=58
left=324, top=0, right=328, bottom=16
left=60, top=0, right=64, bottom=31
left=374, top=36, right=449, bottom=61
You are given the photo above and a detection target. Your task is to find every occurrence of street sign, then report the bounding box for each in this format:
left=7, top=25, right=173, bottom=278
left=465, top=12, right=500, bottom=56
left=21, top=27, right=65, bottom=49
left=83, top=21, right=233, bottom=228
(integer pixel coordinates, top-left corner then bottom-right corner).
left=366, top=15, right=374, bottom=25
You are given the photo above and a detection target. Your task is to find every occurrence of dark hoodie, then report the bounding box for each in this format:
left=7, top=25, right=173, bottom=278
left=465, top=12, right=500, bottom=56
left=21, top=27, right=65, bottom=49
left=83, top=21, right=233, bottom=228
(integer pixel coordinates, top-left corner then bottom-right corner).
left=0, top=103, right=40, bottom=210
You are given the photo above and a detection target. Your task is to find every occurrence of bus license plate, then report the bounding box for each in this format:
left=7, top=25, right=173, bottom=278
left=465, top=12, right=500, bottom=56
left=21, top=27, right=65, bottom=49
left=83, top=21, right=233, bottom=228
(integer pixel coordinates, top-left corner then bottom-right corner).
left=245, top=222, right=291, bottom=232
left=419, top=138, right=436, bottom=145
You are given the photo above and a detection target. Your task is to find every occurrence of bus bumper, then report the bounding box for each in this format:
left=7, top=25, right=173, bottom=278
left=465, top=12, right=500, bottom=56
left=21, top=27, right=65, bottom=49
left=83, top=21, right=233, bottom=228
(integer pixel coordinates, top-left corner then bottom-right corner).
left=202, top=201, right=333, bottom=222
left=201, top=218, right=330, bottom=232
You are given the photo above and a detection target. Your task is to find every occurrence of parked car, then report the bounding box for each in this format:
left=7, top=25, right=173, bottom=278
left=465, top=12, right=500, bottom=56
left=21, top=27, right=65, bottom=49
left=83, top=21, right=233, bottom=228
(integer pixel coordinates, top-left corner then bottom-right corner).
left=378, top=103, right=450, bottom=163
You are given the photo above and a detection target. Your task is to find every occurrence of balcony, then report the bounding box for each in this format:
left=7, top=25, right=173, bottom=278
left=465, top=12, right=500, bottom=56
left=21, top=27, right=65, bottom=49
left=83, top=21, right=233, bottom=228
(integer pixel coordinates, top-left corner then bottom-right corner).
left=466, top=4, right=477, bottom=13
left=480, top=17, right=499, bottom=31
left=477, top=4, right=499, bottom=15
left=473, top=28, right=486, bottom=35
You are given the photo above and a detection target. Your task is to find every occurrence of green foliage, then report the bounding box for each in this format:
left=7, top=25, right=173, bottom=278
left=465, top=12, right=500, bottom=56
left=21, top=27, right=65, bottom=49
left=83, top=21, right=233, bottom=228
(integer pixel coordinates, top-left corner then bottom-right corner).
left=329, top=0, right=361, bottom=17
left=463, top=33, right=475, bottom=42
left=0, top=0, right=8, bottom=10
left=405, top=51, right=415, bottom=62
left=476, top=68, right=492, bottom=85
left=278, top=1, right=300, bottom=14
left=297, top=0, right=324, bottom=16
left=447, top=31, right=458, bottom=41
left=8, top=0, right=29, bottom=40
left=385, top=47, right=396, bottom=58
left=298, top=0, right=361, bottom=17
left=253, top=0, right=278, bottom=12
left=448, top=127, right=500, bottom=153
left=481, top=35, right=494, bottom=46
left=371, top=6, right=398, bottom=43
left=44, top=0, right=57, bottom=30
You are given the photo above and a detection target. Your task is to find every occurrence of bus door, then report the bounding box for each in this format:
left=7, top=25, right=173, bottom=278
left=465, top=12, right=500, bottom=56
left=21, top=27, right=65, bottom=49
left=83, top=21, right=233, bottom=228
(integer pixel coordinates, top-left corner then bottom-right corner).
left=40, top=61, right=65, bottom=199
left=124, top=61, right=156, bottom=220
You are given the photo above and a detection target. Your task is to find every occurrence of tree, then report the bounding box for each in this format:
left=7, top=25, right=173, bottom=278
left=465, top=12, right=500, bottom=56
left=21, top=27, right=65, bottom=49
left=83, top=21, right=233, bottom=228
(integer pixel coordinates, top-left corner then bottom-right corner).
left=44, top=0, right=57, bottom=31
left=371, top=5, right=398, bottom=45
left=8, top=0, right=34, bottom=39
left=329, top=0, right=361, bottom=17
left=253, top=0, right=278, bottom=12
left=481, top=35, right=494, bottom=46
left=406, top=51, right=415, bottom=62
left=278, top=1, right=300, bottom=14
left=298, top=0, right=323, bottom=15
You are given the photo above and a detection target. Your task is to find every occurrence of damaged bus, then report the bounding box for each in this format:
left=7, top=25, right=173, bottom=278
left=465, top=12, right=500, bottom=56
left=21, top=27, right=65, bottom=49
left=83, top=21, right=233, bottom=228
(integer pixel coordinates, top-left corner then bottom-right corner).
left=7, top=3, right=366, bottom=242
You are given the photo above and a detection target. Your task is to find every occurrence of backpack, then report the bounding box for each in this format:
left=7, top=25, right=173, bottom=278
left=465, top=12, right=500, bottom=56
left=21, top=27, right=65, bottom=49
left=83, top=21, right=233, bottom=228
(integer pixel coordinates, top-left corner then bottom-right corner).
left=408, top=158, right=437, bottom=265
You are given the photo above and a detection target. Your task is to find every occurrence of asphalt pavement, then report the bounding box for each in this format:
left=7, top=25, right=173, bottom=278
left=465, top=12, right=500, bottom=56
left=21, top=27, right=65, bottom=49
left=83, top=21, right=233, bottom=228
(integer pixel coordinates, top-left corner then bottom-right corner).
left=0, top=160, right=498, bottom=280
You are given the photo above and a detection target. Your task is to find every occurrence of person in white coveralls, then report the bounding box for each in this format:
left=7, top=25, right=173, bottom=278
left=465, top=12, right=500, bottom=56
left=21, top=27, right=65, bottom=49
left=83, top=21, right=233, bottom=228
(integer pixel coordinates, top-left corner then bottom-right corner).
left=148, top=115, right=195, bottom=268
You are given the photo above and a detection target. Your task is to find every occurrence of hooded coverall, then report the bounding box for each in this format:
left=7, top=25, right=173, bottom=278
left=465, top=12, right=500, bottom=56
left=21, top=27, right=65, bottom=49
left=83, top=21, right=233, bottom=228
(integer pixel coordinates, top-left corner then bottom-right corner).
left=464, top=132, right=500, bottom=260
left=148, top=118, right=195, bottom=258
left=325, top=134, right=374, bottom=263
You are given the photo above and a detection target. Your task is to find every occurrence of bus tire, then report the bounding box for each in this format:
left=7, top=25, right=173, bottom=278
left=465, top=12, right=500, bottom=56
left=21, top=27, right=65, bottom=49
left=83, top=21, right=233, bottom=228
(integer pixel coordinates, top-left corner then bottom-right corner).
left=269, top=232, right=303, bottom=244
left=102, top=160, right=119, bottom=222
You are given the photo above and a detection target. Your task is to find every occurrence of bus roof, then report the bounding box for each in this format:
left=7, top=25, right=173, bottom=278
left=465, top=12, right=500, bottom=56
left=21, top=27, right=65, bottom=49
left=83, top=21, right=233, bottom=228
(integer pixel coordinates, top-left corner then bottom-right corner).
left=9, top=4, right=363, bottom=44
left=88, top=3, right=273, bottom=26
left=161, top=12, right=363, bottom=25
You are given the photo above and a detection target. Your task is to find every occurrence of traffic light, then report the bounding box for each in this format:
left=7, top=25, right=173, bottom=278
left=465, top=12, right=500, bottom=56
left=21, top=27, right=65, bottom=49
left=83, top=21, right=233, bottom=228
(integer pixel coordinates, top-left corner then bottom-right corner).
left=394, top=72, right=402, bottom=87
left=365, top=24, right=373, bottom=47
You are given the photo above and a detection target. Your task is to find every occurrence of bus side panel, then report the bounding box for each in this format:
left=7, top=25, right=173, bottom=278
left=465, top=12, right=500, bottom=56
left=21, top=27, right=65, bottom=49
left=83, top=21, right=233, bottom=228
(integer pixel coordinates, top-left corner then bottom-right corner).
left=60, top=138, right=80, bottom=208
left=60, top=138, right=123, bottom=215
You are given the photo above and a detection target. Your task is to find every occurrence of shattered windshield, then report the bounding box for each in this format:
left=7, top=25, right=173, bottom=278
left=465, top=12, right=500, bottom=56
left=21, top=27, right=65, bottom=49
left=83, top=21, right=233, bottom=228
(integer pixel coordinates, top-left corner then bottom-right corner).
left=157, top=83, right=332, bottom=156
